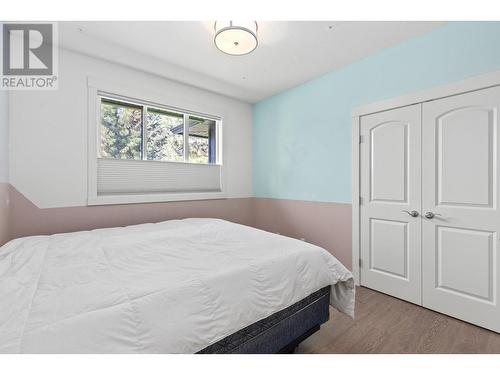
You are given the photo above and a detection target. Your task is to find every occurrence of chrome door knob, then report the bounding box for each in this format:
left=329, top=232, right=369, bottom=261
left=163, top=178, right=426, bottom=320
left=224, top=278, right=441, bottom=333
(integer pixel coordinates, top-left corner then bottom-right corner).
left=425, top=212, right=441, bottom=219
left=401, top=210, right=419, bottom=217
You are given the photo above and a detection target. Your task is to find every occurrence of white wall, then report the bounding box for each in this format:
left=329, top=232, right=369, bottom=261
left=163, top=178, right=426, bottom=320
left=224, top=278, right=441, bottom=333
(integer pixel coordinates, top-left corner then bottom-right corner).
left=9, top=48, right=253, bottom=208
left=0, top=90, right=8, bottom=183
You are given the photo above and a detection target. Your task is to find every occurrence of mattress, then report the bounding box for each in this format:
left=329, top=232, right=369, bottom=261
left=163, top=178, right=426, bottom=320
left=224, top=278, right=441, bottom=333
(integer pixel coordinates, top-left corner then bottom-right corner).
left=0, top=218, right=354, bottom=353
left=198, top=286, right=331, bottom=353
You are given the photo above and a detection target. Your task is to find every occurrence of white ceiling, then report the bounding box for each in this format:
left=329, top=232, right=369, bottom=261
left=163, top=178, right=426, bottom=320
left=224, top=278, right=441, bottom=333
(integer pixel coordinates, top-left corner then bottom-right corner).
left=59, top=21, right=445, bottom=103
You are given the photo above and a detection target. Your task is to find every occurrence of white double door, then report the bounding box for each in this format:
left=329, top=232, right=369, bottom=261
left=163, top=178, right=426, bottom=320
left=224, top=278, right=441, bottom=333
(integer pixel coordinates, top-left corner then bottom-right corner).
left=360, top=85, right=500, bottom=332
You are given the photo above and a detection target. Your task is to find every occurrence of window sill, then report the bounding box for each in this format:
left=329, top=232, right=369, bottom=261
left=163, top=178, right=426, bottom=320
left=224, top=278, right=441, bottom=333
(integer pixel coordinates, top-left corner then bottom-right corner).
left=87, top=191, right=227, bottom=206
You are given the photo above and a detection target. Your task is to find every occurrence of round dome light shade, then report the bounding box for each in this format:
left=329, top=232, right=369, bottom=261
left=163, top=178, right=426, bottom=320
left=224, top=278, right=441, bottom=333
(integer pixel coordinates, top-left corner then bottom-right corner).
left=214, top=21, right=258, bottom=55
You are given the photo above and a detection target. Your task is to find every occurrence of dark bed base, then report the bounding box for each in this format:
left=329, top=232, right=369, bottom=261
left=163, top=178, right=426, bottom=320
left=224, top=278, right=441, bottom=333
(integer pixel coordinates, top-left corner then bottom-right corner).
left=197, top=286, right=331, bottom=354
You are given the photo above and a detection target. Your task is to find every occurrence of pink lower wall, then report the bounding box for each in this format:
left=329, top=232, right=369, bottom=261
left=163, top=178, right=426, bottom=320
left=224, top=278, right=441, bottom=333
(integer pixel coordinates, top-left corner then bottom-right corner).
left=252, top=198, right=352, bottom=270
left=8, top=186, right=255, bottom=240
left=0, top=183, right=10, bottom=246
left=2, top=186, right=353, bottom=270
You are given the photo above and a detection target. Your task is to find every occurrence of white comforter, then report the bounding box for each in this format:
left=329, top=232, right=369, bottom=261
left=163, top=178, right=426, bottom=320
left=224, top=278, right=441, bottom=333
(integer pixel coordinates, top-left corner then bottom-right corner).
left=0, top=218, right=354, bottom=353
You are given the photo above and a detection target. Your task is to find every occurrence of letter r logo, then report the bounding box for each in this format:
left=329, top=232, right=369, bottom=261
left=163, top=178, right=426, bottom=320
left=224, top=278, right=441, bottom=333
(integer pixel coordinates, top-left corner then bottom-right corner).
left=2, top=24, right=53, bottom=75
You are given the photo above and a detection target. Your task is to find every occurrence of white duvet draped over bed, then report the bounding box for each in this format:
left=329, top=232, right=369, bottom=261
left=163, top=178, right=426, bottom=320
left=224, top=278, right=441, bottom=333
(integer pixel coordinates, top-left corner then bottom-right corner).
left=0, top=219, right=354, bottom=353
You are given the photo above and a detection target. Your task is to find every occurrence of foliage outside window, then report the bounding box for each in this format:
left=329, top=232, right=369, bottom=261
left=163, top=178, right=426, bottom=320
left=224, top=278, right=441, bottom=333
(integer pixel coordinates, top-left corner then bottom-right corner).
left=146, top=108, right=184, bottom=162
left=100, top=99, right=142, bottom=160
left=100, top=96, right=218, bottom=164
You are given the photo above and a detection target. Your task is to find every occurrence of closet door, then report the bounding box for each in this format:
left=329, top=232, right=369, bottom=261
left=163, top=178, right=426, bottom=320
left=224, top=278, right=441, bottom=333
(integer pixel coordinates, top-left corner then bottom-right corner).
left=422, top=86, right=500, bottom=332
left=360, top=104, right=422, bottom=304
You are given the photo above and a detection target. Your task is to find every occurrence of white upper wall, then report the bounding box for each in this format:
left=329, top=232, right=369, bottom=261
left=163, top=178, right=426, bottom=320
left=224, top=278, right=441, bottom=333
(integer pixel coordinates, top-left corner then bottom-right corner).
left=0, top=90, right=8, bottom=183
left=9, top=48, right=253, bottom=208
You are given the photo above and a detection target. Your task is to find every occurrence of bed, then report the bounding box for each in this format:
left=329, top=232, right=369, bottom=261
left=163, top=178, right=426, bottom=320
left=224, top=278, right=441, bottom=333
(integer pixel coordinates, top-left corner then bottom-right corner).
left=0, top=218, right=354, bottom=353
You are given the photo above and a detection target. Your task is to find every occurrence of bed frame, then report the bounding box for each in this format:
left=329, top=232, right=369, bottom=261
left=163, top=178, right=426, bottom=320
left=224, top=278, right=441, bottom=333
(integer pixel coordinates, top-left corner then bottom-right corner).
left=197, top=286, right=331, bottom=354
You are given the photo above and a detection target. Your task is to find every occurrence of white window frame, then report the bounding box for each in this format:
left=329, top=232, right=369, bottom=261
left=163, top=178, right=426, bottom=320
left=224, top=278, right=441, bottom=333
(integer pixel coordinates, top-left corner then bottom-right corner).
left=98, top=93, right=221, bottom=164
left=87, top=77, right=226, bottom=206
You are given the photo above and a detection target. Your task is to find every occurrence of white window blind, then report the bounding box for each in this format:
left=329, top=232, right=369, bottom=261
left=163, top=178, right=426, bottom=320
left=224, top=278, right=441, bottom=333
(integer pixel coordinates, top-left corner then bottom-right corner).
left=97, top=158, right=222, bottom=195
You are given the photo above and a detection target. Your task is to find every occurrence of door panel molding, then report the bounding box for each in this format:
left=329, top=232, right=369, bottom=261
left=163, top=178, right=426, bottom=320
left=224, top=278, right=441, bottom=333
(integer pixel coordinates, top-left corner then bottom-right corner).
left=435, top=225, right=495, bottom=303
left=435, top=106, right=496, bottom=208
left=369, top=218, right=409, bottom=280
left=369, top=121, right=409, bottom=204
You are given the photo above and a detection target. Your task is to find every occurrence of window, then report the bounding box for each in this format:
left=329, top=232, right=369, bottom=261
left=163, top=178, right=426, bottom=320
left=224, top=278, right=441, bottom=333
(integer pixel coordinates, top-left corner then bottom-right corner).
left=146, top=108, right=184, bottom=162
left=188, top=116, right=217, bottom=164
left=88, top=86, right=224, bottom=206
left=100, top=98, right=142, bottom=160
left=99, top=96, right=219, bottom=164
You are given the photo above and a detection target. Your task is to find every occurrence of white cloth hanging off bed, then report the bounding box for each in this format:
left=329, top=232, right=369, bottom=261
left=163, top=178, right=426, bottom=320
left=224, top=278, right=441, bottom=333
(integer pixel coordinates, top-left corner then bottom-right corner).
left=0, top=218, right=354, bottom=353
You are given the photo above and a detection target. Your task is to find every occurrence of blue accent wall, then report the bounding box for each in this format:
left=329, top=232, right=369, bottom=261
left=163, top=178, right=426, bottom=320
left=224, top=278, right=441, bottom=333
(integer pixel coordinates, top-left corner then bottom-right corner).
left=253, top=22, right=500, bottom=203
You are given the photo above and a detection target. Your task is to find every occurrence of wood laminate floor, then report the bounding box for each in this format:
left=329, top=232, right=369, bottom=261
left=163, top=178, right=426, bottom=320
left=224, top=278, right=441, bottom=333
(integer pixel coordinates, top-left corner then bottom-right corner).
left=296, top=286, right=500, bottom=354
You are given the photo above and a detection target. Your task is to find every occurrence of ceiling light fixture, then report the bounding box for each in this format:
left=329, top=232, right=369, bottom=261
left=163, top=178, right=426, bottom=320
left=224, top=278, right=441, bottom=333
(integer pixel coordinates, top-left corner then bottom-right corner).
left=214, top=21, right=258, bottom=56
